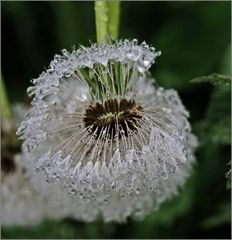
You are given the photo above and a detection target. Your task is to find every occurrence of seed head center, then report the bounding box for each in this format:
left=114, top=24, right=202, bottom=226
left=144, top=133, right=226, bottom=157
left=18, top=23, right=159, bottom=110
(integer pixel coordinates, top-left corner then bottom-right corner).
left=83, top=98, right=143, bottom=139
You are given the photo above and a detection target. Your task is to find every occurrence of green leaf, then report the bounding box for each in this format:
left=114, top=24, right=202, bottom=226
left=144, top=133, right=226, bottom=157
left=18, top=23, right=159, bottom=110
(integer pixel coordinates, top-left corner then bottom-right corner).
left=191, top=73, right=231, bottom=86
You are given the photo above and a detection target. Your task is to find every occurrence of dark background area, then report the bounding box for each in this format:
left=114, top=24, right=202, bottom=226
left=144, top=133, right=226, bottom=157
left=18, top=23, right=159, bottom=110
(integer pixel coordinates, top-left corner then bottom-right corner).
left=1, top=1, right=231, bottom=239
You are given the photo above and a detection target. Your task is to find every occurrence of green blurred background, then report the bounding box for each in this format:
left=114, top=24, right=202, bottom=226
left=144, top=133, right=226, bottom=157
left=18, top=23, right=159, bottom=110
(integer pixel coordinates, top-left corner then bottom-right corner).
left=1, top=1, right=231, bottom=239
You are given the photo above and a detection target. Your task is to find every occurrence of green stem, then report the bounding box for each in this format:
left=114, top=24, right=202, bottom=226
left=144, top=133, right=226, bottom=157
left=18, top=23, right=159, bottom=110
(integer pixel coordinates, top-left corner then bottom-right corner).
left=94, top=1, right=109, bottom=43
left=0, top=74, right=12, bottom=120
left=94, top=0, right=121, bottom=43
left=108, top=1, right=120, bottom=40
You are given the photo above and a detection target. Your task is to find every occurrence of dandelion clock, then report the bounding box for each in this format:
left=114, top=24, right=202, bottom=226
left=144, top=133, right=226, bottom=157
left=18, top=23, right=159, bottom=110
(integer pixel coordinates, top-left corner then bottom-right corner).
left=1, top=104, right=73, bottom=225
left=17, top=39, right=198, bottom=222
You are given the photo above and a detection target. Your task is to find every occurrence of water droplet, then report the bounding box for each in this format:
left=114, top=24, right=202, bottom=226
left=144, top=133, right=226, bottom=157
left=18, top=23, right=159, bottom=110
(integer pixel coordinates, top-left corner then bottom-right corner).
left=143, top=60, right=150, bottom=67
left=69, top=189, right=77, bottom=195
left=160, top=170, right=168, bottom=180
left=136, top=188, right=140, bottom=194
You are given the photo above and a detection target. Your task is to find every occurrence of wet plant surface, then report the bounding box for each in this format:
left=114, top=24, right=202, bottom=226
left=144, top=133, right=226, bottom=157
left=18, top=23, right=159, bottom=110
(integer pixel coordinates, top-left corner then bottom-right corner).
left=1, top=1, right=231, bottom=239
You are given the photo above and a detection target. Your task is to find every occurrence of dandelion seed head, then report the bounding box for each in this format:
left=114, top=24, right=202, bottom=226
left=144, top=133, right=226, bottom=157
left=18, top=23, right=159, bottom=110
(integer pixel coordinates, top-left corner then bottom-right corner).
left=1, top=104, right=75, bottom=226
left=1, top=145, right=45, bottom=226
left=17, top=39, right=197, bottom=221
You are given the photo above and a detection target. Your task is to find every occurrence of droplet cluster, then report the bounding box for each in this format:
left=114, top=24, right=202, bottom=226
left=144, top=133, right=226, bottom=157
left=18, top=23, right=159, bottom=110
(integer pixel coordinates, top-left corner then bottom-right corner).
left=16, top=39, right=198, bottom=222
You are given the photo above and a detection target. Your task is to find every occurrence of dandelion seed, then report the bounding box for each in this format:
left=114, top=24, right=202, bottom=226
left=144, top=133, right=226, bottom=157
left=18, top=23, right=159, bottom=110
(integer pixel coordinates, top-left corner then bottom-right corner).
left=1, top=104, right=73, bottom=226
left=0, top=150, right=78, bottom=225
left=17, top=39, right=198, bottom=221
left=1, top=151, right=47, bottom=225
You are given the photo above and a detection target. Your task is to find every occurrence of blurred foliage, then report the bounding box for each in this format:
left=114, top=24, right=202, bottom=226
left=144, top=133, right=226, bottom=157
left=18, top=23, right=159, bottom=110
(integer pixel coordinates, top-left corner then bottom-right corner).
left=202, top=202, right=231, bottom=229
left=195, top=84, right=230, bottom=146
left=1, top=1, right=231, bottom=239
left=225, top=162, right=231, bottom=190
left=191, top=73, right=231, bottom=86
left=0, top=75, right=12, bottom=120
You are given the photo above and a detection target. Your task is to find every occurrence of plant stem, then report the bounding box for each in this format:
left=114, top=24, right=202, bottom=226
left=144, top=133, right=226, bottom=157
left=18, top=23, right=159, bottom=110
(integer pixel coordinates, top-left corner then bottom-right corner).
left=108, top=1, right=120, bottom=40
left=0, top=74, right=12, bottom=120
left=94, top=1, right=121, bottom=42
left=94, top=1, right=108, bottom=43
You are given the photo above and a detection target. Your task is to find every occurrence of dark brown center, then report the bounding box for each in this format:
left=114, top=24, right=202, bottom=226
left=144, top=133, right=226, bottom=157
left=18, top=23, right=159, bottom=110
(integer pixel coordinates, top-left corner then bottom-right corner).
left=83, top=98, right=143, bottom=139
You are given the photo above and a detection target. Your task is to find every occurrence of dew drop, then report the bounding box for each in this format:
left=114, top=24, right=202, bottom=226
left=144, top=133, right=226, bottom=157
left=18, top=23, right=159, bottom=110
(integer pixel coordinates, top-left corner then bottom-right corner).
left=143, top=60, right=150, bottom=67
left=69, top=189, right=77, bottom=195
left=160, top=170, right=168, bottom=180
